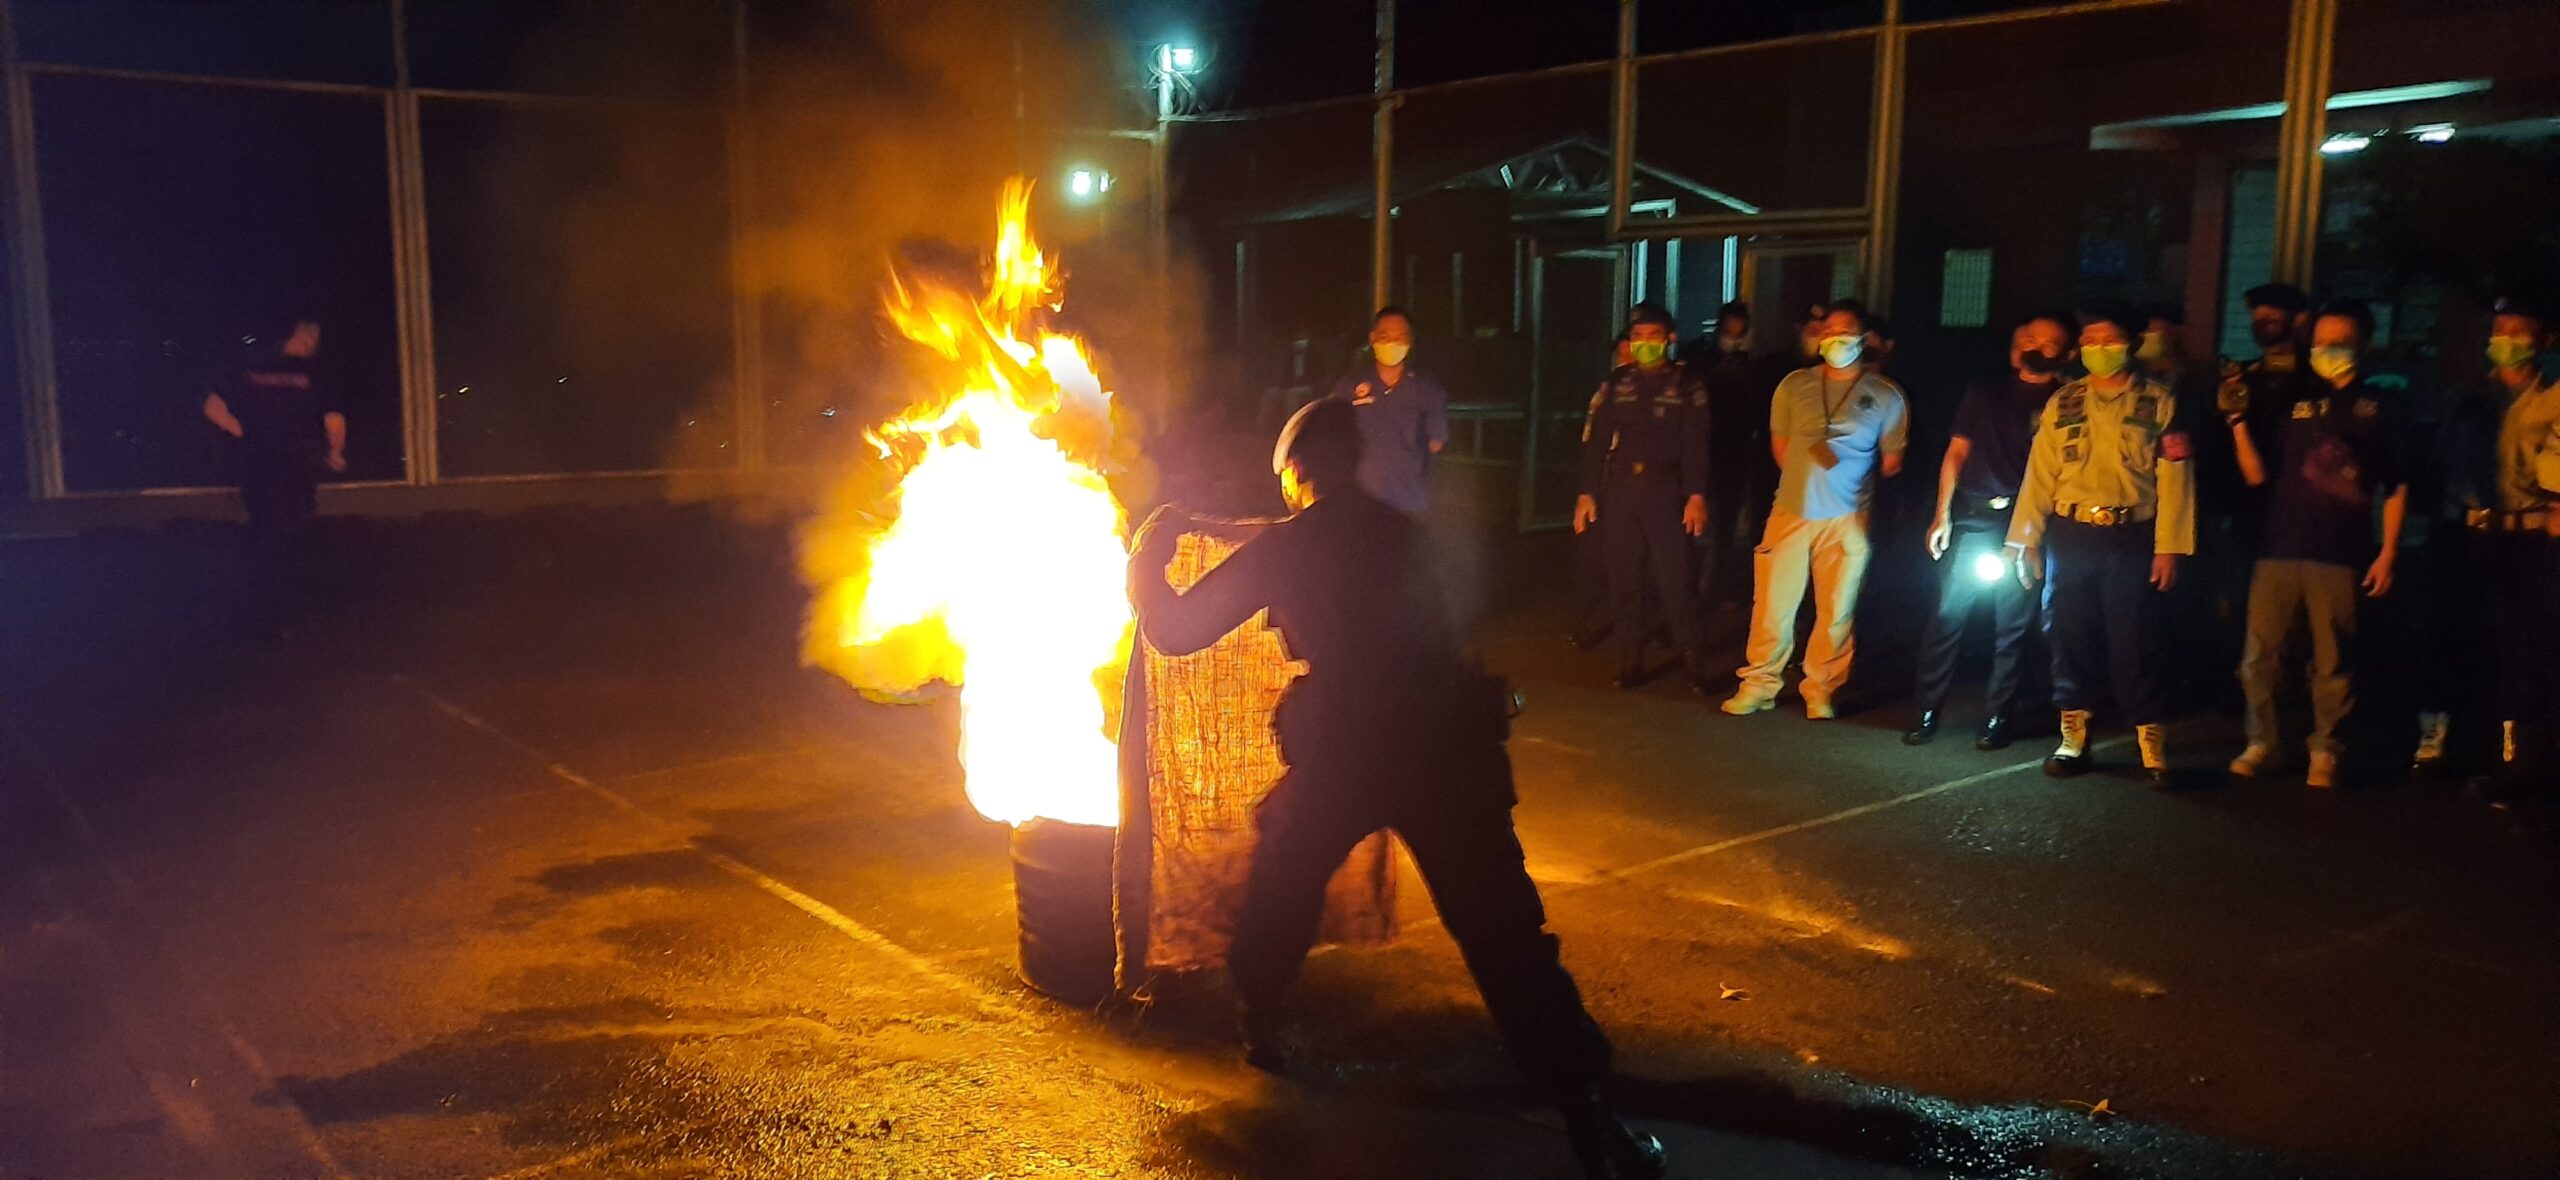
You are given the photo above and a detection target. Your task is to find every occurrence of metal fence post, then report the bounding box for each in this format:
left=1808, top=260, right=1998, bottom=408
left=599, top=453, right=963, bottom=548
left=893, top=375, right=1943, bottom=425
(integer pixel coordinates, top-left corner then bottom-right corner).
left=387, top=0, right=440, bottom=485
left=726, top=0, right=764, bottom=473
left=1861, top=0, right=1906, bottom=313
left=1369, top=0, right=1395, bottom=313
left=2270, top=0, right=2337, bottom=288
left=1, top=0, right=63, bottom=499
left=1607, top=0, right=1635, bottom=246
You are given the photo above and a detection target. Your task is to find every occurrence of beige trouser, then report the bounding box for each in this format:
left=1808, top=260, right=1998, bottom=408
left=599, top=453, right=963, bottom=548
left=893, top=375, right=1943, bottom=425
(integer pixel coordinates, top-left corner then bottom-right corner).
left=1736, top=509, right=1872, bottom=703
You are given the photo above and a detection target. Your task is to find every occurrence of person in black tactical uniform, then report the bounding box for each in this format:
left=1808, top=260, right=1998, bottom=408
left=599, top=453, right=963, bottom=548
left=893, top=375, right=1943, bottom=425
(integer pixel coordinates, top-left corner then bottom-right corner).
left=1572, top=303, right=1714, bottom=693
left=1128, top=398, right=1666, bottom=1180
left=1904, top=310, right=2072, bottom=750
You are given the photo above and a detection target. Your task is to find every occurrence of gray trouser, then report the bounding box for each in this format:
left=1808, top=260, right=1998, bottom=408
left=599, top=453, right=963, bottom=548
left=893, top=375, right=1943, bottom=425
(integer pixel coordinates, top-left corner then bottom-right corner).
left=2238, top=558, right=2360, bottom=756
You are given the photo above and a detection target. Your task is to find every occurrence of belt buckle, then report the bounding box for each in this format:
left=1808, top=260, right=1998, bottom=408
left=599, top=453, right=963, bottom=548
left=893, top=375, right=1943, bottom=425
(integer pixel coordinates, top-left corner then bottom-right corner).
left=2087, top=506, right=2114, bottom=526
left=1988, top=496, right=2013, bottom=511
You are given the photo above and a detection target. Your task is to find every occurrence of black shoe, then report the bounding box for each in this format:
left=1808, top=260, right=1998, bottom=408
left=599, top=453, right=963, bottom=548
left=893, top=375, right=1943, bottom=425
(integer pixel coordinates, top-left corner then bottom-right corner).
left=1901, top=710, right=1939, bottom=746
left=1562, top=1095, right=1667, bottom=1180
left=1975, top=715, right=2010, bottom=751
left=1683, top=652, right=1716, bottom=697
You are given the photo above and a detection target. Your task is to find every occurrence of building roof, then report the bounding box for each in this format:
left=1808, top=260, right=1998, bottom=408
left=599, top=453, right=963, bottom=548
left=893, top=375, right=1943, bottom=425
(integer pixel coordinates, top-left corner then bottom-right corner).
left=1232, top=133, right=1758, bottom=225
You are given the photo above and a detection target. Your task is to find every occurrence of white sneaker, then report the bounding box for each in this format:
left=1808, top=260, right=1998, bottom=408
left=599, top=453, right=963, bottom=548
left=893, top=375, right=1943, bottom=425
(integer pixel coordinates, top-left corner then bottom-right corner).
left=2229, top=744, right=2271, bottom=778
left=2413, top=712, right=2450, bottom=769
left=1721, top=692, right=1775, bottom=716
left=1804, top=698, right=1836, bottom=721
left=2307, top=750, right=2338, bottom=789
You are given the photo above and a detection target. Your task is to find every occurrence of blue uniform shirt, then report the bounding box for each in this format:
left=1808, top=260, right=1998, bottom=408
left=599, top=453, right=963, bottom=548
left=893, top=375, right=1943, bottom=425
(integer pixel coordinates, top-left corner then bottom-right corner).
left=1329, top=365, right=1450, bottom=514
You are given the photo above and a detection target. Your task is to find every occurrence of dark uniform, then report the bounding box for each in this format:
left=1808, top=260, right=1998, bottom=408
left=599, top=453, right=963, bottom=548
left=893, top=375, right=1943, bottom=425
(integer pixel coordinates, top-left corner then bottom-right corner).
left=1693, top=344, right=1780, bottom=611
left=1580, top=361, right=1712, bottom=676
left=2441, top=370, right=2560, bottom=789
left=1913, top=376, right=2049, bottom=725
left=1129, top=489, right=1614, bottom=1108
left=215, top=351, right=334, bottom=543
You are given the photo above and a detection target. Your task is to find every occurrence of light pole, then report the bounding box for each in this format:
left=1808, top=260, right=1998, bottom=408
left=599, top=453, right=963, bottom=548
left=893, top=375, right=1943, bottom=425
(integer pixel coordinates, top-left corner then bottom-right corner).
left=1149, top=43, right=1195, bottom=293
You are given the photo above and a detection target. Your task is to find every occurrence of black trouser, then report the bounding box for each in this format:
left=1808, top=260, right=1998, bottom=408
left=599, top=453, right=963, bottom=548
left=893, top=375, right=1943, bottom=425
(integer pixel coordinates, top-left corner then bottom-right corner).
left=2043, top=517, right=2168, bottom=725
left=1700, top=453, right=1771, bottom=611
left=1228, top=735, right=1611, bottom=1105
left=1914, top=512, right=2038, bottom=716
left=1602, top=471, right=1701, bottom=665
left=2483, top=531, right=2560, bottom=777
left=239, top=449, right=319, bottom=545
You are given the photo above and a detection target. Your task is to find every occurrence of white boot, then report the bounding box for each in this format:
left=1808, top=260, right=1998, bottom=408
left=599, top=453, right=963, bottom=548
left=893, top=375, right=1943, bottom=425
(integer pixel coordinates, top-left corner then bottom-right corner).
left=2229, top=743, right=2271, bottom=778
left=2413, top=712, right=2450, bottom=771
left=2503, top=719, right=2518, bottom=767
left=2044, top=709, right=2093, bottom=777
left=2137, top=724, right=2170, bottom=786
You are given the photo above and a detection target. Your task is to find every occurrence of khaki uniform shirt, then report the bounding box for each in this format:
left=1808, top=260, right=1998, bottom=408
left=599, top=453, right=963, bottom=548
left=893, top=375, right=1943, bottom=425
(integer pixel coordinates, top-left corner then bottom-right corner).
left=2008, top=375, right=2196, bottom=555
left=2494, top=378, right=2560, bottom=510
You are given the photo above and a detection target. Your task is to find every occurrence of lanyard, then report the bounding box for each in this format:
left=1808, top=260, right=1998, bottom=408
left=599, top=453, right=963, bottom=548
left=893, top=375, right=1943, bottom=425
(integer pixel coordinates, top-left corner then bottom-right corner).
left=1819, top=371, right=1857, bottom=428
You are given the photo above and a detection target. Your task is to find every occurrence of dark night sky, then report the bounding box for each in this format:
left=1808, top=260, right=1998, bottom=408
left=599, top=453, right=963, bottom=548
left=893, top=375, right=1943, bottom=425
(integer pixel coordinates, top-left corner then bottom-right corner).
left=1116, top=0, right=1889, bottom=110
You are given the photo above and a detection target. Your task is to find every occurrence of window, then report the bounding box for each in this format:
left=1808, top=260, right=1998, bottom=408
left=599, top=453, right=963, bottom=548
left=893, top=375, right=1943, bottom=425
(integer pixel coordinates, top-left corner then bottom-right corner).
left=1940, top=248, right=1992, bottom=328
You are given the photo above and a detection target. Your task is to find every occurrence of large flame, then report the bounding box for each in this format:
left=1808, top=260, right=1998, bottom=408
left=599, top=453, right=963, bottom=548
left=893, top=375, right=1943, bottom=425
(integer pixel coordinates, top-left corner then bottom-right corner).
left=804, top=180, right=1131, bottom=828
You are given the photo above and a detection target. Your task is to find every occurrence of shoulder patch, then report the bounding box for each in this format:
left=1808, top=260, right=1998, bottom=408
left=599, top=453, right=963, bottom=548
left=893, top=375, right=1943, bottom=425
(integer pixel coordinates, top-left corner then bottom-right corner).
left=2160, top=431, right=2193, bottom=462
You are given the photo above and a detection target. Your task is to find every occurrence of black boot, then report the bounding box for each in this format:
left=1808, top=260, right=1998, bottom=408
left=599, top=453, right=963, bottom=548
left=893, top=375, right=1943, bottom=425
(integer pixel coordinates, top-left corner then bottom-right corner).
left=1238, top=1004, right=1294, bottom=1075
left=1683, top=650, right=1716, bottom=697
left=1975, top=714, right=2010, bottom=751
left=1561, top=1091, right=1667, bottom=1180
left=1611, top=648, right=1649, bottom=690
left=1901, top=709, right=1940, bottom=746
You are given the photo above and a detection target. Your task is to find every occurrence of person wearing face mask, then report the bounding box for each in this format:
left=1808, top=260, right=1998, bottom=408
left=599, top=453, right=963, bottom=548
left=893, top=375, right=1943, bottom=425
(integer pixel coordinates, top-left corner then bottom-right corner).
left=1725, top=299, right=1907, bottom=719
left=1574, top=303, right=1714, bottom=692
left=1128, top=400, right=1669, bottom=1180
left=2223, top=301, right=2406, bottom=789
left=2009, top=305, right=2194, bottom=786
left=2438, top=294, right=2560, bottom=800
left=1904, top=310, right=2074, bottom=750
left=1328, top=305, right=1449, bottom=515
left=1692, top=300, right=1781, bottom=613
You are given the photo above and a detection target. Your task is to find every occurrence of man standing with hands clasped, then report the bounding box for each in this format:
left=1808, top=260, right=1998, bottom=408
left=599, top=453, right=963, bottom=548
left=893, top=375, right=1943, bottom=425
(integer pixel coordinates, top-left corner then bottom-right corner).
left=2009, top=306, right=2194, bottom=785
left=1726, top=299, right=1906, bottom=719
left=1574, top=303, right=1713, bottom=693
left=2224, top=300, right=2406, bottom=789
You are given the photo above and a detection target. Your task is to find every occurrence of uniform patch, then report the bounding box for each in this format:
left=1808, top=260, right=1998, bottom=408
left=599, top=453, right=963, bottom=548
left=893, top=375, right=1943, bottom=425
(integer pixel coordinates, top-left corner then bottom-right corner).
left=2063, top=444, right=2081, bottom=463
left=2160, top=431, right=2193, bottom=462
left=1353, top=382, right=1376, bottom=406
left=1858, top=393, right=1875, bottom=411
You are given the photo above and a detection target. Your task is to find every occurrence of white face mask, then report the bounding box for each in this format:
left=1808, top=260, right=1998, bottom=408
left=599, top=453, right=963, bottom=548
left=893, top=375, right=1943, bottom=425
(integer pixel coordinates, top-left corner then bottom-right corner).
left=1373, top=341, right=1410, bottom=367
left=1819, top=334, right=1864, bottom=369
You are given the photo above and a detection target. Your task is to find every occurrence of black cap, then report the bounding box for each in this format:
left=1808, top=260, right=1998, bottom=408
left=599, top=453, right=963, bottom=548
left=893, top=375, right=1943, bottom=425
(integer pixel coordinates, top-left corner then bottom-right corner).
left=1715, top=299, right=1751, bottom=324
left=1272, top=396, right=1362, bottom=483
left=2493, top=292, right=2553, bottom=326
left=2079, top=299, right=2146, bottom=342
left=2243, top=283, right=2309, bottom=315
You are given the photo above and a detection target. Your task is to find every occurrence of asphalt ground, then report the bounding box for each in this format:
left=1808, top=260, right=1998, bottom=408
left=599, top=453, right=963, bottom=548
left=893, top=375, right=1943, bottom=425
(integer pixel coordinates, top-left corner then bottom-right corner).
left=4, top=503, right=2555, bottom=1180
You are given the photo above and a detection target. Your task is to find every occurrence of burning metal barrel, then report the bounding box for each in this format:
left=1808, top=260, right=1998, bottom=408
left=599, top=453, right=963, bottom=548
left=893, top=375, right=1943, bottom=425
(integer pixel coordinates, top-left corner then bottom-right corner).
left=1009, top=818, right=1118, bottom=1006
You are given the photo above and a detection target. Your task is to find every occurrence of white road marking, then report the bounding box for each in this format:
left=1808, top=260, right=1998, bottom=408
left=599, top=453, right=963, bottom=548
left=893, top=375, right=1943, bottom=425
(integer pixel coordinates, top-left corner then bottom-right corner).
left=0, top=711, right=354, bottom=1180
left=394, top=675, right=1008, bottom=1012
left=1592, top=736, right=2136, bottom=884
